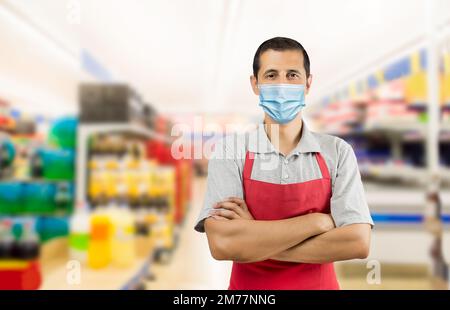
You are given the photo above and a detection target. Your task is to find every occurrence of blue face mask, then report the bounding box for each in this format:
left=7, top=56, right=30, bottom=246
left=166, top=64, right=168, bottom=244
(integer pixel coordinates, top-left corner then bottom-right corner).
left=258, top=84, right=306, bottom=124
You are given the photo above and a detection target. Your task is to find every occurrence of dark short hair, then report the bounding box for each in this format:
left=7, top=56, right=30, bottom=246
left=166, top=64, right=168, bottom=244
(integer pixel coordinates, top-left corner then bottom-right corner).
left=253, top=37, right=310, bottom=79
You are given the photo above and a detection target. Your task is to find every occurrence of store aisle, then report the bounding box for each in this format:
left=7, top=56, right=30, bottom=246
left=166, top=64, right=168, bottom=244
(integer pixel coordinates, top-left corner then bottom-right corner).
left=148, top=177, right=232, bottom=290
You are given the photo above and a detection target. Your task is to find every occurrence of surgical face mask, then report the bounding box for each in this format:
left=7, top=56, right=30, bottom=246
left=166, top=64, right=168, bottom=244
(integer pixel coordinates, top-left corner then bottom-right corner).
left=258, top=84, right=306, bottom=124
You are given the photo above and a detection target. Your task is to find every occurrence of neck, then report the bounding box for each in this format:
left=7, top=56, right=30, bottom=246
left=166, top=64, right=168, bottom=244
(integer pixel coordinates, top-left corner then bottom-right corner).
left=264, top=113, right=303, bottom=155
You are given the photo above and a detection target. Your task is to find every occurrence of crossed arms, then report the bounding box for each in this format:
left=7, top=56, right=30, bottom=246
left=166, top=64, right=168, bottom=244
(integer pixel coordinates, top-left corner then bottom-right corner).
left=204, top=197, right=371, bottom=264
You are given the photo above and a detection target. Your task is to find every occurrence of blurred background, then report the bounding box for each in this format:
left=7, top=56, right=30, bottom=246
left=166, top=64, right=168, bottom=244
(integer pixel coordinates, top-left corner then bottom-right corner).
left=1, top=0, right=450, bottom=290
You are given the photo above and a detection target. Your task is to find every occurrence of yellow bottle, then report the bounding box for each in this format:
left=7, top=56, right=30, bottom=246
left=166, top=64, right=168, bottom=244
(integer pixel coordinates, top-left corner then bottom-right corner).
left=111, top=206, right=136, bottom=268
left=87, top=209, right=112, bottom=269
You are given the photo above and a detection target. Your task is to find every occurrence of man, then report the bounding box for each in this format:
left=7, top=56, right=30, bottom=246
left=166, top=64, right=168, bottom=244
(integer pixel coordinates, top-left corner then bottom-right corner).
left=194, top=37, right=374, bottom=290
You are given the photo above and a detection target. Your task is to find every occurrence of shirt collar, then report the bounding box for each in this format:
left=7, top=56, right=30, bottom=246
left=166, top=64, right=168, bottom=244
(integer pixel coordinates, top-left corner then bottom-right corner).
left=248, top=120, right=321, bottom=155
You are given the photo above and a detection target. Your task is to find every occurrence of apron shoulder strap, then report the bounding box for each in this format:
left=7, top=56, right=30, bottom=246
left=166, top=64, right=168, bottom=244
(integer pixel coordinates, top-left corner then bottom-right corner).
left=315, top=152, right=331, bottom=179
left=243, top=151, right=255, bottom=179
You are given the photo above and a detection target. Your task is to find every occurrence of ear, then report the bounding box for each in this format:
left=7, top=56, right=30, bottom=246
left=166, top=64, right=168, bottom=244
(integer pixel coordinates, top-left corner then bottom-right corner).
left=305, top=74, right=313, bottom=95
left=250, top=75, right=259, bottom=95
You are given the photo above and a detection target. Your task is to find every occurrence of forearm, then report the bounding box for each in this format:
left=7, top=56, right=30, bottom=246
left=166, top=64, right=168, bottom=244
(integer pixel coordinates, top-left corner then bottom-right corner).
left=272, top=224, right=371, bottom=264
left=205, top=214, right=328, bottom=263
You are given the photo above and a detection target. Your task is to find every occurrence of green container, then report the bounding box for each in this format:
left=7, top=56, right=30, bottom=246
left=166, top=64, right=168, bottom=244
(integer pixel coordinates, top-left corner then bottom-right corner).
left=69, top=233, right=89, bottom=250
left=0, top=182, right=24, bottom=215
left=36, top=217, right=69, bottom=242
left=54, top=182, right=74, bottom=214
left=48, top=117, right=78, bottom=149
left=23, top=183, right=56, bottom=214
left=39, top=149, right=75, bottom=181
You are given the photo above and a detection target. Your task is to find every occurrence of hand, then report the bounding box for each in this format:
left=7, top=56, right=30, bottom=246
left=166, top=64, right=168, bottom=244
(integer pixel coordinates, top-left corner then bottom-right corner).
left=209, top=197, right=254, bottom=221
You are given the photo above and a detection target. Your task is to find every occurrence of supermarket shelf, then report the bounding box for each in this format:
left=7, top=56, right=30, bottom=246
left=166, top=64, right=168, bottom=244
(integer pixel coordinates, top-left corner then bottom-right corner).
left=77, top=123, right=173, bottom=144
left=442, top=168, right=450, bottom=185
left=332, top=121, right=450, bottom=136
left=362, top=164, right=450, bottom=186
left=364, top=181, right=425, bottom=208
left=75, top=122, right=173, bottom=203
left=365, top=121, right=450, bottom=133
left=361, top=164, right=427, bottom=184
left=40, top=238, right=152, bottom=290
left=364, top=121, right=427, bottom=133
left=0, top=179, right=72, bottom=183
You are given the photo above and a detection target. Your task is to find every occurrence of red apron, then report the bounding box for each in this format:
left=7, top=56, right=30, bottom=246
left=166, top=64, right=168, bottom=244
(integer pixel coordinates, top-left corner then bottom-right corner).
left=228, top=151, right=340, bottom=290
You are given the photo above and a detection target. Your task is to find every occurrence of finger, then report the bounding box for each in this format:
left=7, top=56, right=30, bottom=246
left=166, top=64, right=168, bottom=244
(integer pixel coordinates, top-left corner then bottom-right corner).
left=208, top=210, right=225, bottom=218
left=211, top=215, right=228, bottom=221
left=216, top=202, right=245, bottom=217
left=213, top=209, right=240, bottom=220
left=226, top=197, right=248, bottom=209
left=226, top=197, right=245, bottom=204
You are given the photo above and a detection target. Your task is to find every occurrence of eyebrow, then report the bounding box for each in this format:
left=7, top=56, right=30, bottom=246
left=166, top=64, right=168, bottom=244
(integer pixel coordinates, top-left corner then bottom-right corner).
left=287, top=69, right=302, bottom=75
left=263, top=69, right=303, bottom=76
left=263, top=69, right=278, bottom=75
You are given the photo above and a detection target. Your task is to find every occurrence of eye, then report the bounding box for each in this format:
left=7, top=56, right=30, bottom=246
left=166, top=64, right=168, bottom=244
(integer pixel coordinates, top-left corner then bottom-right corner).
left=288, top=73, right=299, bottom=79
left=266, top=74, right=275, bottom=79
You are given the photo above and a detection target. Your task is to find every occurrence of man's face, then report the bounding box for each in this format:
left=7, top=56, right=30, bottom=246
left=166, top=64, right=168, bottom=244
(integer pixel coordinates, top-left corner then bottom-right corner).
left=250, top=49, right=312, bottom=96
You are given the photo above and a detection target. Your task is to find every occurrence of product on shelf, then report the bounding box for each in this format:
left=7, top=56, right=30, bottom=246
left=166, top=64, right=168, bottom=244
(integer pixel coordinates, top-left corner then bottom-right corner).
left=36, top=217, right=69, bottom=242
left=0, top=181, right=73, bottom=216
left=24, top=183, right=58, bottom=214
left=79, top=113, right=192, bottom=269
left=48, top=117, right=78, bottom=150
left=0, top=219, right=15, bottom=259
left=1, top=116, right=76, bottom=218
left=441, top=53, right=450, bottom=106
left=0, top=218, right=42, bottom=290
left=0, top=139, right=15, bottom=174
left=405, top=51, right=427, bottom=106
left=69, top=202, right=90, bottom=264
left=87, top=207, right=112, bottom=269
left=111, top=203, right=135, bottom=268
left=69, top=199, right=149, bottom=269
left=134, top=209, right=153, bottom=258
left=30, top=150, right=44, bottom=178
left=12, top=219, right=40, bottom=260
left=0, top=182, right=23, bottom=214
left=38, top=148, right=75, bottom=181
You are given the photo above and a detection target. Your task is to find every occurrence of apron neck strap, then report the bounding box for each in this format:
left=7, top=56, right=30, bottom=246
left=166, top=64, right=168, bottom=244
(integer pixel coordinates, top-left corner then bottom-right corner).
left=315, top=152, right=330, bottom=179
left=245, top=151, right=329, bottom=180
left=243, top=151, right=255, bottom=179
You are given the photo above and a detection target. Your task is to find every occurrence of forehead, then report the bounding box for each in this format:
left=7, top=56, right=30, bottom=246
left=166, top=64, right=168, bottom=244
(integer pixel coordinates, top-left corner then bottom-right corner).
left=259, top=49, right=305, bottom=72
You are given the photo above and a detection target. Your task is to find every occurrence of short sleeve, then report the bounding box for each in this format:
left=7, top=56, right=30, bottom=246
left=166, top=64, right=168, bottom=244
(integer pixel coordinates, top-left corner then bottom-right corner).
left=330, top=141, right=374, bottom=228
left=194, top=137, right=244, bottom=232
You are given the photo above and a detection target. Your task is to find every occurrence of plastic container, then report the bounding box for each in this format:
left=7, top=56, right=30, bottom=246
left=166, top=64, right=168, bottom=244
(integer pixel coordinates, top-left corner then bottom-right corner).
left=35, top=217, right=69, bottom=243
left=69, top=202, right=90, bottom=264
left=48, top=117, right=78, bottom=150
left=111, top=205, right=135, bottom=268
left=23, top=183, right=56, bottom=215
left=38, top=149, right=75, bottom=181
left=87, top=208, right=112, bottom=269
left=0, top=219, right=15, bottom=259
left=0, top=139, right=15, bottom=169
left=54, top=182, right=74, bottom=214
left=0, top=260, right=42, bottom=290
left=0, top=182, right=24, bottom=215
left=12, top=219, right=40, bottom=260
